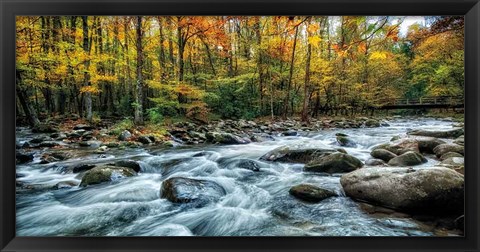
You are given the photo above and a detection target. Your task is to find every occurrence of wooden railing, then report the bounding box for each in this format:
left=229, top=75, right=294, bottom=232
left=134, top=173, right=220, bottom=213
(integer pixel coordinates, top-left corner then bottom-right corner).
left=377, top=95, right=464, bottom=109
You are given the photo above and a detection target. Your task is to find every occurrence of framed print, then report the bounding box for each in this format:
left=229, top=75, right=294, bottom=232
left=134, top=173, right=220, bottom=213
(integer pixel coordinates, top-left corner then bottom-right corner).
left=1, top=0, right=479, bottom=251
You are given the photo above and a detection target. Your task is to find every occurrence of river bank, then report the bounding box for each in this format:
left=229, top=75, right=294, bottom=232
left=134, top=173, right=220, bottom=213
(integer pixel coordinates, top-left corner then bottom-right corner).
left=15, top=117, right=465, bottom=236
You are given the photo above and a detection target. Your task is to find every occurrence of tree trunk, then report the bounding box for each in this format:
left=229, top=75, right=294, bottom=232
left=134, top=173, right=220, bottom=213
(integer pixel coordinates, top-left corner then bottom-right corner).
left=16, top=70, right=40, bottom=127
left=284, top=25, right=298, bottom=118
left=302, top=20, right=312, bottom=123
left=134, top=16, right=144, bottom=125
left=254, top=17, right=264, bottom=114
left=82, top=16, right=93, bottom=122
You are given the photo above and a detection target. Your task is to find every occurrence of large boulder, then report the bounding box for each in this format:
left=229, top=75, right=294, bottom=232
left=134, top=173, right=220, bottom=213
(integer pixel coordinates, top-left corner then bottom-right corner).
left=370, top=149, right=397, bottom=162
left=340, top=167, right=464, bottom=214
left=387, top=151, right=427, bottom=166
left=304, top=152, right=363, bottom=173
left=407, top=128, right=464, bottom=139
left=373, top=138, right=419, bottom=155
left=259, top=145, right=336, bottom=163
left=160, top=177, right=226, bottom=204
left=433, top=144, right=464, bottom=158
left=289, top=184, right=337, bottom=202
left=80, top=165, right=136, bottom=187
left=205, top=132, right=251, bottom=145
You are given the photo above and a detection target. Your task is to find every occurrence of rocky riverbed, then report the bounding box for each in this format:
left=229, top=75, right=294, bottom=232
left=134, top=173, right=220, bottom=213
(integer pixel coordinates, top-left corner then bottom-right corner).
left=15, top=117, right=465, bottom=236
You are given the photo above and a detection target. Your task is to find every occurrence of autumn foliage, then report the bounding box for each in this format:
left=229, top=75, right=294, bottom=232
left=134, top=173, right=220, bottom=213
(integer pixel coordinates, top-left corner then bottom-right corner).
left=15, top=16, right=464, bottom=125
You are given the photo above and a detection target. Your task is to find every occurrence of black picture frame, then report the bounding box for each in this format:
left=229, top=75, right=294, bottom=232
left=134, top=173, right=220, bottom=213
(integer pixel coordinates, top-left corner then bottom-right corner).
left=1, top=0, right=479, bottom=251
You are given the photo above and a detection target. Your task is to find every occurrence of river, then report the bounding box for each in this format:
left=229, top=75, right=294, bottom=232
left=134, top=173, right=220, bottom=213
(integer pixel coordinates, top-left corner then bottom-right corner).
left=15, top=117, right=460, bottom=236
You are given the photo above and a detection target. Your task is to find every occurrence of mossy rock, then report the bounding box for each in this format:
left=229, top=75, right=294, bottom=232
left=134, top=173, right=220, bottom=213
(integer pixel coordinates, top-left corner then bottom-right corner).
left=340, top=167, right=464, bottom=214
left=304, top=152, right=363, bottom=173
left=80, top=165, right=136, bottom=187
left=387, top=151, right=427, bottom=166
left=289, top=184, right=336, bottom=202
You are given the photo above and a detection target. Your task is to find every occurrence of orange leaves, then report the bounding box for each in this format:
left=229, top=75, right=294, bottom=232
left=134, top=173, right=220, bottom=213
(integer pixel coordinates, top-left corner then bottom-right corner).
left=358, top=42, right=367, bottom=54
left=386, top=27, right=399, bottom=42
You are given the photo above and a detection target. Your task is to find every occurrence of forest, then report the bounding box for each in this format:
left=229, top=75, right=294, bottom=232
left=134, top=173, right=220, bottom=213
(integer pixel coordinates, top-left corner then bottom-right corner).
left=15, top=16, right=466, bottom=237
left=16, top=16, right=464, bottom=127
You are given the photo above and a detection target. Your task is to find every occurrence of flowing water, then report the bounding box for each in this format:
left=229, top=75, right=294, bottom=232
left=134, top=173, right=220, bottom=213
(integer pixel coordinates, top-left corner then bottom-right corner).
left=15, top=118, right=460, bottom=236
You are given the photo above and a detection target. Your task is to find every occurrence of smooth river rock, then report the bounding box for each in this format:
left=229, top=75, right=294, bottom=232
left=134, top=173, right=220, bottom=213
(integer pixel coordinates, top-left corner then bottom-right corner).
left=304, top=152, right=363, bottom=173
left=160, top=177, right=226, bottom=204
left=80, top=165, right=136, bottom=187
left=373, top=138, right=419, bottom=155
left=387, top=151, right=427, bottom=166
left=340, top=167, right=464, bottom=214
left=289, top=184, right=337, bottom=202
left=433, top=144, right=464, bottom=158
left=260, top=145, right=337, bottom=164
left=370, top=149, right=397, bottom=162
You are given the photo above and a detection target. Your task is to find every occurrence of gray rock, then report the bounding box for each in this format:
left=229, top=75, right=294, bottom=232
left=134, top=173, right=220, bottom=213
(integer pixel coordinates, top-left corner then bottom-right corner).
left=340, top=167, right=464, bottom=214
left=414, top=136, right=447, bottom=154
left=259, top=145, right=336, bottom=163
left=439, top=152, right=464, bottom=161
left=160, top=177, right=226, bottom=204
left=387, top=151, right=427, bottom=166
left=304, top=152, right=363, bottom=173
left=407, top=128, right=464, bottom=139
left=439, top=157, right=464, bottom=175
left=370, top=149, right=397, bottom=162
left=289, top=184, right=337, bottom=202
left=118, top=130, right=132, bottom=141
left=433, top=144, right=464, bottom=158
left=80, top=165, right=136, bottom=187
left=373, top=138, right=419, bottom=155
